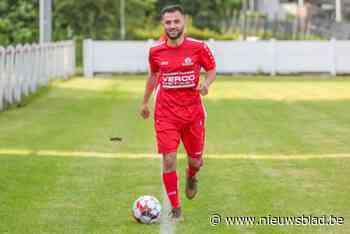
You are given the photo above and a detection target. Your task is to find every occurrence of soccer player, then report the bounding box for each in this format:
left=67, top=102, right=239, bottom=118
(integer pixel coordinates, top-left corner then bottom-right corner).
left=139, top=5, right=216, bottom=221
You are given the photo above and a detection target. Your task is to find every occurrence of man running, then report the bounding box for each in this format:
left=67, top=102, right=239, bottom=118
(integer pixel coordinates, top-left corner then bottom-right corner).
left=139, top=4, right=216, bottom=221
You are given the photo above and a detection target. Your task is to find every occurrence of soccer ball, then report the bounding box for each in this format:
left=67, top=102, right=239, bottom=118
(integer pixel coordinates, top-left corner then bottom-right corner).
left=132, top=195, right=161, bottom=224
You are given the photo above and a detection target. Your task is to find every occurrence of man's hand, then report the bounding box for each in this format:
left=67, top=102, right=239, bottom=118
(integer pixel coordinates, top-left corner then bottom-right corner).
left=196, top=83, right=209, bottom=96
left=139, top=103, right=150, bottom=119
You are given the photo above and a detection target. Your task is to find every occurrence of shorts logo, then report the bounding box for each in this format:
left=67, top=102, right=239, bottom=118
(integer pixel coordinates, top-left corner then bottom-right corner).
left=182, top=57, right=193, bottom=66
left=160, top=61, right=169, bottom=65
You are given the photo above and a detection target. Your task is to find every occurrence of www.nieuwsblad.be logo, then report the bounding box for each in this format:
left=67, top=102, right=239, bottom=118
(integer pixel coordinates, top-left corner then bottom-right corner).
left=209, top=214, right=345, bottom=226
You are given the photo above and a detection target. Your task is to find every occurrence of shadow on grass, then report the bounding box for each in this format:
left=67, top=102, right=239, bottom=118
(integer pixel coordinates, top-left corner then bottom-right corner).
left=0, top=85, right=53, bottom=112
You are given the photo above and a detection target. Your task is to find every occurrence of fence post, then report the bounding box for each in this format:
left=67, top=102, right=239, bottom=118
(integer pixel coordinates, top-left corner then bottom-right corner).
left=270, top=38, right=276, bottom=76
left=14, top=45, right=23, bottom=103
left=73, top=40, right=76, bottom=76
left=0, top=47, right=4, bottom=111
left=70, top=40, right=76, bottom=76
left=23, top=44, right=31, bottom=96
left=83, top=39, right=94, bottom=78
left=43, top=43, right=49, bottom=86
left=30, top=44, right=36, bottom=93
left=5, top=46, right=15, bottom=105
left=62, top=42, right=69, bottom=80
left=329, top=38, right=337, bottom=76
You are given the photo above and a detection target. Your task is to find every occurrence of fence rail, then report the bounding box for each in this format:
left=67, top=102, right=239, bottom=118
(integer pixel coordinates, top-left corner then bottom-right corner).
left=83, top=39, right=350, bottom=77
left=0, top=40, right=75, bottom=111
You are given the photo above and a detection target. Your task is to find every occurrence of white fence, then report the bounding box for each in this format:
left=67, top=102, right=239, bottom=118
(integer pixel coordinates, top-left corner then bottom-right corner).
left=83, top=39, right=350, bottom=77
left=0, top=41, right=75, bottom=111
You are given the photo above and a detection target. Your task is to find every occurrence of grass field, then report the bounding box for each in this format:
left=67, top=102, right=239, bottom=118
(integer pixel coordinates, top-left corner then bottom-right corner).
left=0, top=75, right=350, bottom=234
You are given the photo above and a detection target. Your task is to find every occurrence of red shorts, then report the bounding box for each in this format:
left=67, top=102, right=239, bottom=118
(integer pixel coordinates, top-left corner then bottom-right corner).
left=155, top=116, right=205, bottom=160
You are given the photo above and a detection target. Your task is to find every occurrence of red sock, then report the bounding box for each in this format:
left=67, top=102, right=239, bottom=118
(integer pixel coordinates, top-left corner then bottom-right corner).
left=162, top=171, right=179, bottom=209
left=187, top=165, right=199, bottom=177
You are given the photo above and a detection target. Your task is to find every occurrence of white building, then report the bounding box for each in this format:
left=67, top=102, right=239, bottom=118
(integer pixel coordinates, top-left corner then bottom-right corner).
left=253, top=0, right=284, bottom=20
left=250, top=0, right=348, bottom=22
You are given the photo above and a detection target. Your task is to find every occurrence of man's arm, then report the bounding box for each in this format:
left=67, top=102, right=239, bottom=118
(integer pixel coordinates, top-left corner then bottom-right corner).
left=140, top=71, right=158, bottom=119
left=197, top=68, right=216, bottom=96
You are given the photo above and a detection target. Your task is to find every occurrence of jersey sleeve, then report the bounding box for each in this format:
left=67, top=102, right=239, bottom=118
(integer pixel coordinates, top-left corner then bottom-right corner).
left=199, top=42, right=216, bottom=71
left=148, top=49, right=159, bottom=73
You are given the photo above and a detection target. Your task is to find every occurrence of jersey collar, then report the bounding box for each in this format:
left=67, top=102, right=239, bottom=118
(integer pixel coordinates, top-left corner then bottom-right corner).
left=165, top=35, right=187, bottom=49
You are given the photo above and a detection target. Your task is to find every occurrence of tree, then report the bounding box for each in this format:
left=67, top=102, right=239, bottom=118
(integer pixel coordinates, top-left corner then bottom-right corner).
left=0, top=0, right=39, bottom=46
left=53, top=0, right=156, bottom=40
left=156, top=0, right=241, bottom=32
left=0, top=0, right=242, bottom=46
left=53, top=0, right=118, bottom=40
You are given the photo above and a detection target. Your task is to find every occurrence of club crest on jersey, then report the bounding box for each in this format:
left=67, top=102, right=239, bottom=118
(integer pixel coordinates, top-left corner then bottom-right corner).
left=182, top=57, right=193, bottom=66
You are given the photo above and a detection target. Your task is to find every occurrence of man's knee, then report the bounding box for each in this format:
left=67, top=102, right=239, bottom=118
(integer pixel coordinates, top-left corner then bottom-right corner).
left=188, top=157, right=203, bottom=170
left=163, top=152, right=177, bottom=172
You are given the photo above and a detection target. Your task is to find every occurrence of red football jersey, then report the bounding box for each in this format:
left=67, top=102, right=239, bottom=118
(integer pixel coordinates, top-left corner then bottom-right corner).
left=149, top=37, right=216, bottom=121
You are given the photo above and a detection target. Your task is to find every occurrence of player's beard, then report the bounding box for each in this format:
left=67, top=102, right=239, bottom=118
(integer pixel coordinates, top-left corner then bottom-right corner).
left=166, top=26, right=184, bottom=40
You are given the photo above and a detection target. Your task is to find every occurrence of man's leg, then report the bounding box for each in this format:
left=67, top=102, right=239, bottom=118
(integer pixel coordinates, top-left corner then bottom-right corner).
left=182, top=118, right=205, bottom=199
left=155, top=118, right=182, bottom=220
left=185, top=157, right=202, bottom=199
left=187, top=157, right=202, bottom=177
left=162, top=152, right=183, bottom=220
left=162, top=152, right=179, bottom=209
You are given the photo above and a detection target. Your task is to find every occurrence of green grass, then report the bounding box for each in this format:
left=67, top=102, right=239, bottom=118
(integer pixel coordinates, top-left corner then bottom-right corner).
left=1, top=75, right=350, bottom=233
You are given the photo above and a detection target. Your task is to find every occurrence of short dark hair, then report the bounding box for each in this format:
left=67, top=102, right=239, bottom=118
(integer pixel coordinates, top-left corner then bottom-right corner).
left=161, top=5, right=185, bottom=18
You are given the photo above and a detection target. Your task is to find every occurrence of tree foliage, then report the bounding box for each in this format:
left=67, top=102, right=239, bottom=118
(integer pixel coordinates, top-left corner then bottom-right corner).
left=0, top=0, right=38, bottom=46
left=0, top=0, right=242, bottom=46
left=156, top=0, right=241, bottom=32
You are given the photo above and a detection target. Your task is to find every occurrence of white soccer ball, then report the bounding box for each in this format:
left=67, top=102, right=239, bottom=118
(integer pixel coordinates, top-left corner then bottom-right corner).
left=132, top=195, right=161, bottom=224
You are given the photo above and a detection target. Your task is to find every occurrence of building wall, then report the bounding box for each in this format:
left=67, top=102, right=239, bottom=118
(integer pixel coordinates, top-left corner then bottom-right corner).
left=256, top=0, right=286, bottom=20
left=255, top=0, right=350, bottom=21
